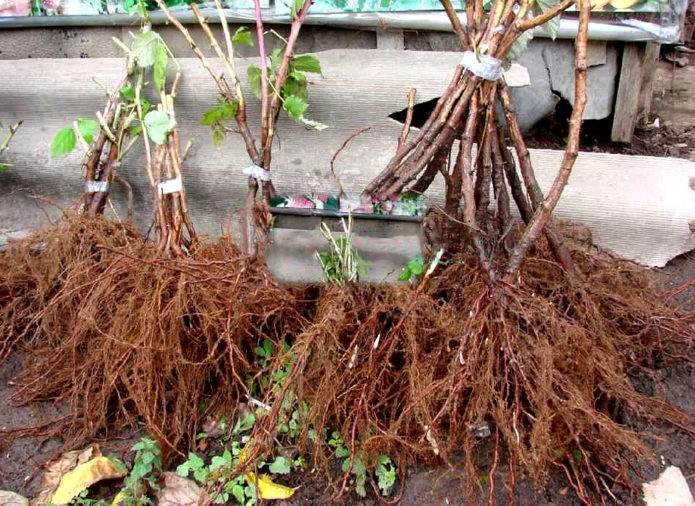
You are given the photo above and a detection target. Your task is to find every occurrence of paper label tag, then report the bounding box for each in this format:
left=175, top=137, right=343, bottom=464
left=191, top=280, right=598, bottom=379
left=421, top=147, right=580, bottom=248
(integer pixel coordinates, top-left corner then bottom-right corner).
left=460, top=51, right=504, bottom=81
left=242, top=165, right=272, bottom=181
left=158, top=177, right=182, bottom=195
left=84, top=180, right=109, bottom=193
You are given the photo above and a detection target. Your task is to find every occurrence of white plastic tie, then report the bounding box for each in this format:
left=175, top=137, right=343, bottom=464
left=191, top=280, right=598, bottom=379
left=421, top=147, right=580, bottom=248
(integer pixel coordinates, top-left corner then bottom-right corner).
left=242, top=164, right=272, bottom=182
left=84, top=180, right=109, bottom=193
left=460, top=51, right=504, bottom=81
left=158, top=177, right=182, bottom=195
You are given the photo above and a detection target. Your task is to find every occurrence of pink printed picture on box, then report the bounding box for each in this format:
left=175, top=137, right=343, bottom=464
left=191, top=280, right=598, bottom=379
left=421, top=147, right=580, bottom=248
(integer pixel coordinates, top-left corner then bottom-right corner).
left=0, top=0, right=69, bottom=16
left=0, top=0, right=31, bottom=16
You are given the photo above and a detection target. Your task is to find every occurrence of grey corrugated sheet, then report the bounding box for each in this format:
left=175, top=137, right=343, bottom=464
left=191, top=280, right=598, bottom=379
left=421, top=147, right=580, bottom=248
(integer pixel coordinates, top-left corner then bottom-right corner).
left=1, top=51, right=694, bottom=266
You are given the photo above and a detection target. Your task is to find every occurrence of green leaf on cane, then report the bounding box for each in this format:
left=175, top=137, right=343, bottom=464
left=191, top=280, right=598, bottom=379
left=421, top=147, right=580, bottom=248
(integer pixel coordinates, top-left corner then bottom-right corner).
left=292, top=54, right=322, bottom=74
left=51, top=128, right=76, bottom=157
left=211, top=128, right=224, bottom=149
left=247, top=65, right=262, bottom=100
left=290, top=0, right=304, bottom=19
left=76, top=118, right=99, bottom=145
left=131, top=31, right=160, bottom=68
left=232, top=26, right=253, bottom=46
left=144, top=110, right=172, bottom=145
left=153, top=41, right=168, bottom=92
left=200, top=101, right=238, bottom=126
left=120, top=86, right=136, bottom=101
left=506, top=30, right=534, bottom=64
left=283, top=95, right=308, bottom=122
left=281, top=72, right=309, bottom=101
left=533, top=0, right=562, bottom=40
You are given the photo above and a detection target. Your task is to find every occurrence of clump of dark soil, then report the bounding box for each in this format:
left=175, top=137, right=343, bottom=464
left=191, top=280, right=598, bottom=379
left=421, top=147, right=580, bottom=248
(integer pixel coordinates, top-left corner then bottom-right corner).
left=525, top=99, right=695, bottom=158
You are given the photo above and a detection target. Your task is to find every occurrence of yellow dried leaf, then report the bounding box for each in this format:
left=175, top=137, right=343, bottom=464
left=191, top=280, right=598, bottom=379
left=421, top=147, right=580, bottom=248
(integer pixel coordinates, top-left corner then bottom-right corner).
left=111, top=490, right=126, bottom=506
left=239, top=442, right=249, bottom=464
left=31, top=445, right=102, bottom=506
left=239, top=442, right=295, bottom=499
left=50, top=456, right=127, bottom=505
left=245, top=472, right=296, bottom=500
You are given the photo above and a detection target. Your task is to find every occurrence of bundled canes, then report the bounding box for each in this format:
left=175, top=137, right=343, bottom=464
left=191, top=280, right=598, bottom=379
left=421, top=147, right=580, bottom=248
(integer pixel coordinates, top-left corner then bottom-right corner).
left=365, top=0, right=589, bottom=282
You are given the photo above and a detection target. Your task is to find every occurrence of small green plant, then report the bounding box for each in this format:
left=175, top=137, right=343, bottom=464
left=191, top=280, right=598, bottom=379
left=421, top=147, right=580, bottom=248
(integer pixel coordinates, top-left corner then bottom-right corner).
left=118, top=437, right=162, bottom=505
left=375, top=455, right=396, bottom=496
left=233, top=412, right=256, bottom=436
left=177, top=444, right=257, bottom=505
left=68, top=489, right=107, bottom=505
left=342, top=453, right=367, bottom=498
left=281, top=401, right=309, bottom=438
left=398, top=257, right=424, bottom=282
left=394, top=193, right=425, bottom=216
left=252, top=341, right=308, bottom=441
left=177, top=408, right=306, bottom=505
left=316, top=215, right=367, bottom=284
left=254, top=339, right=273, bottom=369
left=327, top=431, right=396, bottom=498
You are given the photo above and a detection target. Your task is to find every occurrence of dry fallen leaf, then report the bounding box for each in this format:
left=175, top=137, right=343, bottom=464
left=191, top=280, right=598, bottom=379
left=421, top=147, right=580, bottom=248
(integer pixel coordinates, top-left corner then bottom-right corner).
left=50, top=456, right=126, bottom=504
left=201, top=416, right=224, bottom=439
left=239, top=442, right=295, bottom=500
left=30, top=445, right=126, bottom=506
left=643, top=466, right=695, bottom=506
left=157, top=472, right=208, bottom=506
left=31, top=445, right=101, bottom=506
left=254, top=474, right=296, bottom=500
left=0, top=491, right=29, bottom=506
left=111, top=490, right=125, bottom=506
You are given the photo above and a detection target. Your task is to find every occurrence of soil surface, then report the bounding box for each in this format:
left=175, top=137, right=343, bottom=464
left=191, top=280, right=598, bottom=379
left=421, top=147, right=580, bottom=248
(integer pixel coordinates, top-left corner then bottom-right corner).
left=527, top=118, right=695, bottom=160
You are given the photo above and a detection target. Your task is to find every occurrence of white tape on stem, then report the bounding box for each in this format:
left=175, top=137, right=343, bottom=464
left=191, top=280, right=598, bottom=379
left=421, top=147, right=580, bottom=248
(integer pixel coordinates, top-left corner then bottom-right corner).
left=158, top=177, right=182, bottom=195
left=84, top=180, right=109, bottom=193
left=242, top=165, right=272, bottom=181
left=460, top=51, right=504, bottom=81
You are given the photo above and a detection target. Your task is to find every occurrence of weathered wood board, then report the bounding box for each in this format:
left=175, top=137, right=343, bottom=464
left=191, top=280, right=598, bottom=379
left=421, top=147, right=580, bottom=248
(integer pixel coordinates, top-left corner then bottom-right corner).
left=611, top=42, right=645, bottom=143
left=1, top=50, right=694, bottom=268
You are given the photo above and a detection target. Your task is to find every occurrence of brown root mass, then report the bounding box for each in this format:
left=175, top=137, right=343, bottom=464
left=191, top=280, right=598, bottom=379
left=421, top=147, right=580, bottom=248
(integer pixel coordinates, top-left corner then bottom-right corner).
left=253, top=239, right=694, bottom=503
left=1, top=218, right=693, bottom=503
left=0, top=215, right=303, bottom=456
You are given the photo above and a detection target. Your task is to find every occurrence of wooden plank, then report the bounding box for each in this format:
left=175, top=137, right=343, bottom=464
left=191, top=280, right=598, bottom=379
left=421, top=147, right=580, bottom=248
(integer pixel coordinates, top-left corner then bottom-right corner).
left=586, top=40, right=607, bottom=67
left=636, top=41, right=660, bottom=127
left=611, top=42, right=645, bottom=143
